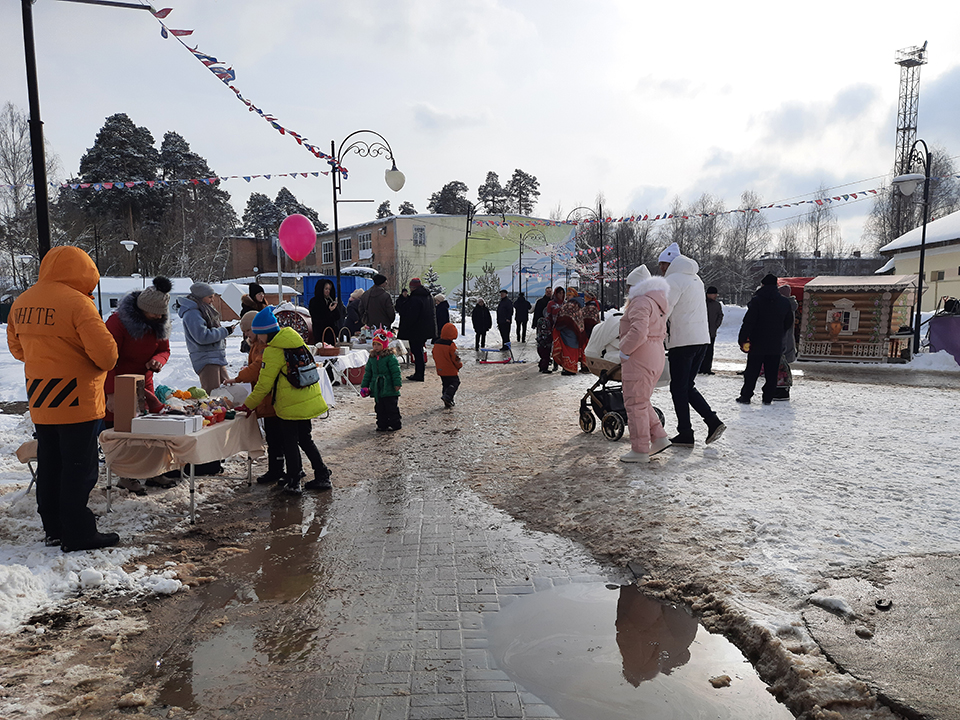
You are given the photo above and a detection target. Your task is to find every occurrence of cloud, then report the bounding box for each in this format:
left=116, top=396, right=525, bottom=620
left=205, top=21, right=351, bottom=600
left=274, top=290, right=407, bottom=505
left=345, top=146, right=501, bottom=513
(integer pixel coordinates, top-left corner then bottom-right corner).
left=830, top=84, right=880, bottom=121
left=411, top=103, right=488, bottom=133
left=759, top=83, right=880, bottom=147
left=920, top=65, right=960, bottom=151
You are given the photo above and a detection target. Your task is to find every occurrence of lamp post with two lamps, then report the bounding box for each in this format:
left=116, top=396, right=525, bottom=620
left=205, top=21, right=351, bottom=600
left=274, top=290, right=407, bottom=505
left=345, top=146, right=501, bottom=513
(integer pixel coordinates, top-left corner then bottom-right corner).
left=329, top=131, right=404, bottom=304
left=891, top=138, right=932, bottom=355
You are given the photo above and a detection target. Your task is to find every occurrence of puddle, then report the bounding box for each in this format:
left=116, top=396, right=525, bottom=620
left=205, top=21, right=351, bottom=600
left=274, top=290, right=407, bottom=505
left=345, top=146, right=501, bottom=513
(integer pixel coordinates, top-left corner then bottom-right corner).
left=486, top=583, right=793, bottom=720
left=155, top=494, right=330, bottom=709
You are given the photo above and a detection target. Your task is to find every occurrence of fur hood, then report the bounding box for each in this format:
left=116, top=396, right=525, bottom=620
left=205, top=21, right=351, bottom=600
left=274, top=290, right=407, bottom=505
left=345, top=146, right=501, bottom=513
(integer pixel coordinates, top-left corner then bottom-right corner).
left=628, top=275, right=670, bottom=301
left=117, top=291, right=171, bottom=341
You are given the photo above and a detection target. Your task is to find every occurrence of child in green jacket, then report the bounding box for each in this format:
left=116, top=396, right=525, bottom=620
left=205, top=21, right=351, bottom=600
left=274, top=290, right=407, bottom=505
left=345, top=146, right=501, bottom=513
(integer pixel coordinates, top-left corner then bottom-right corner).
left=361, top=329, right=402, bottom=431
left=239, top=308, right=332, bottom=494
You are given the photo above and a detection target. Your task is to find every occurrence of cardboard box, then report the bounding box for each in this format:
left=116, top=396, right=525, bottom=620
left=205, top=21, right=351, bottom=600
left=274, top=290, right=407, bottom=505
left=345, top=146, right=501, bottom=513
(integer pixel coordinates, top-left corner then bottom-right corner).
left=130, top=414, right=204, bottom=436
left=114, top=374, right=146, bottom=432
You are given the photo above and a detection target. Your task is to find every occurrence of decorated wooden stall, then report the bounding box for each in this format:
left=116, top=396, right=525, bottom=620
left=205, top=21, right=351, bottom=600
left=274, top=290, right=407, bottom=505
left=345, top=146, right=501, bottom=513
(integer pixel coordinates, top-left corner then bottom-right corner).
left=797, top=275, right=916, bottom=363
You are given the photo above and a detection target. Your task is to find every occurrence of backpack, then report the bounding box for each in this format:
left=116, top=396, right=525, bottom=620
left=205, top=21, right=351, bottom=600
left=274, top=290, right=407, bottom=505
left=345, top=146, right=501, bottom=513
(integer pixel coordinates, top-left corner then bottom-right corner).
left=280, top=345, right=320, bottom=388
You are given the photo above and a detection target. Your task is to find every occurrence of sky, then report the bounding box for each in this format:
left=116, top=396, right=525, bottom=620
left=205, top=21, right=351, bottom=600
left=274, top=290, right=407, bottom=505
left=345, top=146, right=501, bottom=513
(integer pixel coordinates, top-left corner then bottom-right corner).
left=3, top=0, right=960, bottom=254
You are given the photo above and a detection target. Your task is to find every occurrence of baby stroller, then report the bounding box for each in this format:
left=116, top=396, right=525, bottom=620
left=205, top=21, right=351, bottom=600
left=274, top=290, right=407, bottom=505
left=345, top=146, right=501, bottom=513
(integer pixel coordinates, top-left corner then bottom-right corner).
left=578, top=355, right=666, bottom=442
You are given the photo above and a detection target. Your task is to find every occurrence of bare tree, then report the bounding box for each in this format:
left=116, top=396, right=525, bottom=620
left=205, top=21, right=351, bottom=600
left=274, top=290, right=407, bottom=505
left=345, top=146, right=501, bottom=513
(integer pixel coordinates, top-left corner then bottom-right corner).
left=721, top=191, right=771, bottom=305
left=803, top=185, right=842, bottom=259
left=686, top=193, right=727, bottom=288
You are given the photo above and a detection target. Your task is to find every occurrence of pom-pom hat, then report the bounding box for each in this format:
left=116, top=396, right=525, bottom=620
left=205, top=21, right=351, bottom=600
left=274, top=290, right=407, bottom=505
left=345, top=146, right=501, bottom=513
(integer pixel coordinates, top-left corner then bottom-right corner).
left=137, top=276, right=172, bottom=315
left=372, top=328, right=393, bottom=349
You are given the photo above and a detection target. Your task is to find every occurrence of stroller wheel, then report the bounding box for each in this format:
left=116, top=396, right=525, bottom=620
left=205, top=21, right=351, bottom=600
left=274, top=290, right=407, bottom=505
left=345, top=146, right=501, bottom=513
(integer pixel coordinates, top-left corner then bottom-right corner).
left=601, top=412, right=625, bottom=441
left=579, top=411, right=596, bottom=433
left=654, top=406, right=665, bottom=428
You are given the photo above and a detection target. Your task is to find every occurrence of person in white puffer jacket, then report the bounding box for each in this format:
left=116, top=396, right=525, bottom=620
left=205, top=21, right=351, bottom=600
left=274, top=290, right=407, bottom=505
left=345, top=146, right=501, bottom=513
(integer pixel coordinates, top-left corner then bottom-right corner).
left=659, top=243, right=725, bottom=447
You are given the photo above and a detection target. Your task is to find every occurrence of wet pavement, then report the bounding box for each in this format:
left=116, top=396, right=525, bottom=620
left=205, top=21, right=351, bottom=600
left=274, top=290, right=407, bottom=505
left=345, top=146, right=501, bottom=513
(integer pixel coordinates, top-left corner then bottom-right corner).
left=151, top=474, right=791, bottom=719
left=804, top=555, right=960, bottom=720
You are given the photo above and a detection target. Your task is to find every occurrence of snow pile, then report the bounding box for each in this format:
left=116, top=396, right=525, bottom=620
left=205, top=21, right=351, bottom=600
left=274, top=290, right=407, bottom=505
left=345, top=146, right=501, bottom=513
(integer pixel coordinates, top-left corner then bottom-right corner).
left=908, top=349, right=960, bottom=371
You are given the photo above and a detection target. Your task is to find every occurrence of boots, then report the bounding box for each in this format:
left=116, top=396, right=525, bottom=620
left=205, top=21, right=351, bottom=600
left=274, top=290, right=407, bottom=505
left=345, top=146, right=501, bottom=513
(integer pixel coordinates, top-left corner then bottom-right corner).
left=256, top=455, right=285, bottom=484
left=304, top=465, right=333, bottom=491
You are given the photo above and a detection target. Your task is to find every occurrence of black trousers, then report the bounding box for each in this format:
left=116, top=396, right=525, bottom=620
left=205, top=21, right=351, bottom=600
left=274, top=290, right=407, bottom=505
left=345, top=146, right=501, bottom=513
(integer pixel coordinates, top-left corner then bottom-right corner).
left=35, top=420, right=101, bottom=544
left=516, top=319, right=528, bottom=343
left=263, top=416, right=284, bottom=475
left=740, top=352, right=781, bottom=402
left=668, top=344, right=718, bottom=437
left=497, top=323, right=511, bottom=346
left=475, top=331, right=487, bottom=351
left=375, top=395, right=402, bottom=430
left=700, top=341, right=716, bottom=373
left=440, top=375, right=461, bottom=401
left=279, top=418, right=324, bottom=479
left=409, top=339, right=426, bottom=379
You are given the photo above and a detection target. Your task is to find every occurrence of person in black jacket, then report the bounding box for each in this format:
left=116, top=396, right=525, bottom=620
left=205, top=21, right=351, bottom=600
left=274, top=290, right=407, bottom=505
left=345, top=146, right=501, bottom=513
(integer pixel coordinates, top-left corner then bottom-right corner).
left=471, top=298, right=492, bottom=351
left=434, top=294, right=450, bottom=341
left=532, top=287, right=551, bottom=328
left=308, top=279, right=343, bottom=344
left=736, top=274, right=795, bottom=405
left=397, top=278, right=437, bottom=381
left=513, top=292, right=532, bottom=343
left=496, top=290, right=513, bottom=350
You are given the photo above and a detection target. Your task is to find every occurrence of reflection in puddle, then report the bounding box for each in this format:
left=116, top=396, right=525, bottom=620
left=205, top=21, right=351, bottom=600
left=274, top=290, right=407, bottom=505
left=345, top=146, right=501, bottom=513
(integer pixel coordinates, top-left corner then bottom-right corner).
left=486, top=583, right=792, bottom=720
left=156, top=495, right=331, bottom=709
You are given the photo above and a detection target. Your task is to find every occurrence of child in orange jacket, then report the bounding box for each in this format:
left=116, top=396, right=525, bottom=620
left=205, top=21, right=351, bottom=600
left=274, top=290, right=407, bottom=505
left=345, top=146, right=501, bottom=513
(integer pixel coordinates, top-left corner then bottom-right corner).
left=431, top=322, right=463, bottom=408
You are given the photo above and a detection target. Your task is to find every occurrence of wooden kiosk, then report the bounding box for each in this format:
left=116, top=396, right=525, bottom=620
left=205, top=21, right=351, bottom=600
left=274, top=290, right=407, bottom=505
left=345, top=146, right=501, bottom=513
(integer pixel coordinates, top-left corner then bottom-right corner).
left=797, top=275, right=917, bottom=363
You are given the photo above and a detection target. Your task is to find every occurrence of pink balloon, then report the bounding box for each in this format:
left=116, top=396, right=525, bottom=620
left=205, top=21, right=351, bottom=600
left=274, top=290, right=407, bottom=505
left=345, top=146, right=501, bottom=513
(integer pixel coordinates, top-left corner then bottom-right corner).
left=278, top=214, right=317, bottom=262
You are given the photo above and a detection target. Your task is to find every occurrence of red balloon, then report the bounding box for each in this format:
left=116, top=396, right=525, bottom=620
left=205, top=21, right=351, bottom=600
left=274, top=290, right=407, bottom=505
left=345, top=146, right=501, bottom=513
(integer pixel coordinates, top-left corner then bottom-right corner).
left=278, top=214, right=317, bottom=262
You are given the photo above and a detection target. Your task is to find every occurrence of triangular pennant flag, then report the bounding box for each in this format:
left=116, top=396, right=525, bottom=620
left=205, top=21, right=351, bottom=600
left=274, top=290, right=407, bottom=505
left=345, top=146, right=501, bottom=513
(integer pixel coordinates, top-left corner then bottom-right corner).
left=152, top=8, right=173, bottom=18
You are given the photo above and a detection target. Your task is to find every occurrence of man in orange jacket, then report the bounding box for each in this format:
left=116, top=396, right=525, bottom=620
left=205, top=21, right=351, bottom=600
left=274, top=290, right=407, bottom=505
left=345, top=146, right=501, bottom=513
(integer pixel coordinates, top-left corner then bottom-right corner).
left=7, top=246, right=120, bottom=552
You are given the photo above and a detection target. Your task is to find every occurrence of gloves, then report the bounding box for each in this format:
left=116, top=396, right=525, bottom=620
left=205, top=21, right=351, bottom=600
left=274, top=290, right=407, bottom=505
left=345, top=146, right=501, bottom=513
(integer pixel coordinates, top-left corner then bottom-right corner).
left=234, top=404, right=252, bottom=416
left=618, top=351, right=630, bottom=362
left=359, top=387, right=370, bottom=398
left=226, top=324, right=236, bottom=335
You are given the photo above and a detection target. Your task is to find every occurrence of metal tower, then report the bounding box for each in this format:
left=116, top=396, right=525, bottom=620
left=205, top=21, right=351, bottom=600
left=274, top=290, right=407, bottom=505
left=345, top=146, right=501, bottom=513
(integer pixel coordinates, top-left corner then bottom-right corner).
left=893, top=42, right=928, bottom=238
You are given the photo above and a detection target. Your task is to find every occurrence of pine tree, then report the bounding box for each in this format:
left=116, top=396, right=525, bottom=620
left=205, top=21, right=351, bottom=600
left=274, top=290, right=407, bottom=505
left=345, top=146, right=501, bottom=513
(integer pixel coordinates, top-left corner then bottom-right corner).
left=274, top=187, right=327, bottom=232
left=478, top=171, right=508, bottom=214
left=376, top=200, right=392, bottom=218
left=426, top=181, right=472, bottom=214
left=398, top=200, right=417, bottom=215
left=473, top=262, right=502, bottom=310
left=423, top=265, right=444, bottom=295
left=506, top=169, right=540, bottom=215
left=242, top=193, right=283, bottom=240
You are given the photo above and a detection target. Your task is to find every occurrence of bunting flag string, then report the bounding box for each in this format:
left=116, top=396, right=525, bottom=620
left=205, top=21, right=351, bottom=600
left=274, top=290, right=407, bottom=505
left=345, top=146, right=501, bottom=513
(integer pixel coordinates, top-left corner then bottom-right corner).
left=149, top=7, right=347, bottom=177
left=0, top=170, right=331, bottom=192
left=470, top=186, right=895, bottom=230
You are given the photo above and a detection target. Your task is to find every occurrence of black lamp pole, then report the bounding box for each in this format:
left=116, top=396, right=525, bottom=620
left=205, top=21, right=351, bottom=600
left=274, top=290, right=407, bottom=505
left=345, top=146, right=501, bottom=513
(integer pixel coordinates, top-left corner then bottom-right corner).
left=460, top=202, right=481, bottom=337
left=566, top=205, right=604, bottom=319
left=330, top=131, right=403, bottom=305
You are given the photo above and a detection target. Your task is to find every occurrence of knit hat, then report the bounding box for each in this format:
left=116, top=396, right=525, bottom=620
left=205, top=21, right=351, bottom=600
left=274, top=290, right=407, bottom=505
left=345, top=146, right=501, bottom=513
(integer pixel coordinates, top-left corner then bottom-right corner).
left=372, top=328, right=392, bottom=349
left=137, top=276, right=172, bottom=315
left=658, top=242, right=680, bottom=264
left=626, top=265, right=651, bottom=286
left=248, top=282, right=265, bottom=297
left=239, top=310, right=258, bottom=334
left=251, top=307, right=280, bottom=334
left=373, top=273, right=387, bottom=286
left=190, top=281, right=216, bottom=299
left=761, top=273, right=778, bottom=286
left=409, top=277, right=422, bottom=288
left=706, top=286, right=719, bottom=294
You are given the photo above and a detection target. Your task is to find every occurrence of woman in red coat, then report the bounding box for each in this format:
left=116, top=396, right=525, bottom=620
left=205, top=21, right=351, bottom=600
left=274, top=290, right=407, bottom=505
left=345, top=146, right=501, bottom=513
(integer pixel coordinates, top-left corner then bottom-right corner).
left=103, top=277, right=172, bottom=491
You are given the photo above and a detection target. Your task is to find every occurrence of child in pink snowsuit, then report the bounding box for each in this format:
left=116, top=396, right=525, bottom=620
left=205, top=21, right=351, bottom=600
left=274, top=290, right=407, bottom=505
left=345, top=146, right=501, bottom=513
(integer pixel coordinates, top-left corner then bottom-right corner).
left=618, top=272, right=671, bottom=463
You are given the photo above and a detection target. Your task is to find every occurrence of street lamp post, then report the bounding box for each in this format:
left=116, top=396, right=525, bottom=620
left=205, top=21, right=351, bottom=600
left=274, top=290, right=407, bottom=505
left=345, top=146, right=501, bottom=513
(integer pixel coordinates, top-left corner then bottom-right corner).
left=892, top=138, right=932, bottom=355
left=566, top=205, right=604, bottom=319
left=518, top=228, right=545, bottom=298
left=460, top=205, right=508, bottom=337
left=330, top=131, right=404, bottom=304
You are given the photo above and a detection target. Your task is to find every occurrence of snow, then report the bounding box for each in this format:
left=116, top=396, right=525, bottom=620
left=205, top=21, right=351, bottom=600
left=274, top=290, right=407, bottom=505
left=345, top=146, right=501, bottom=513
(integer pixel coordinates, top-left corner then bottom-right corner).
left=0, top=299, right=959, bottom=644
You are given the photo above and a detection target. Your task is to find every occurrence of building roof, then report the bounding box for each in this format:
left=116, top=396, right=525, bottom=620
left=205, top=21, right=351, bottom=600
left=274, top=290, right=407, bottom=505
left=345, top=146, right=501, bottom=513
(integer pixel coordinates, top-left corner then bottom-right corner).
left=879, top=209, right=960, bottom=253
left=806, top=274, right=916, bottom=291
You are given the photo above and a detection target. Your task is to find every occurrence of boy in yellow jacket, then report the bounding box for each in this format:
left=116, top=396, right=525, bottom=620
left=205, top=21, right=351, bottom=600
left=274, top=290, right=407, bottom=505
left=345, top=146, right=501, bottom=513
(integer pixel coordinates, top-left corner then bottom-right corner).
left=7, top=246, right=120, bottom=552
left=238, top=308, right=331, bottom=494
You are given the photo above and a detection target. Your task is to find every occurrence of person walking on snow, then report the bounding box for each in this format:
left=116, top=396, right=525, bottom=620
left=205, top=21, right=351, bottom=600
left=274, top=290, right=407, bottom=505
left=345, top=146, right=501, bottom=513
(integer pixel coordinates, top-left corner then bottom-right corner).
left=360, top=328, right=403, bottom=431
left=496, top=289, right=513, bottom=350
left=618, top=272, right=672, bottom=463
left=659, top=242, right=725, bottom=446
left=700, top=286, right=723, bottom=375
left=513, top=292, right=531, bottom=343
left=7, top=246, right=120, bottom=552
left=397, top=277, right=436, bottom=381
left=471, top=298, right=492, bottom=351
left=736, top=274, right=795, bottom=405
left=432, top=322, right=463, bottom=408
